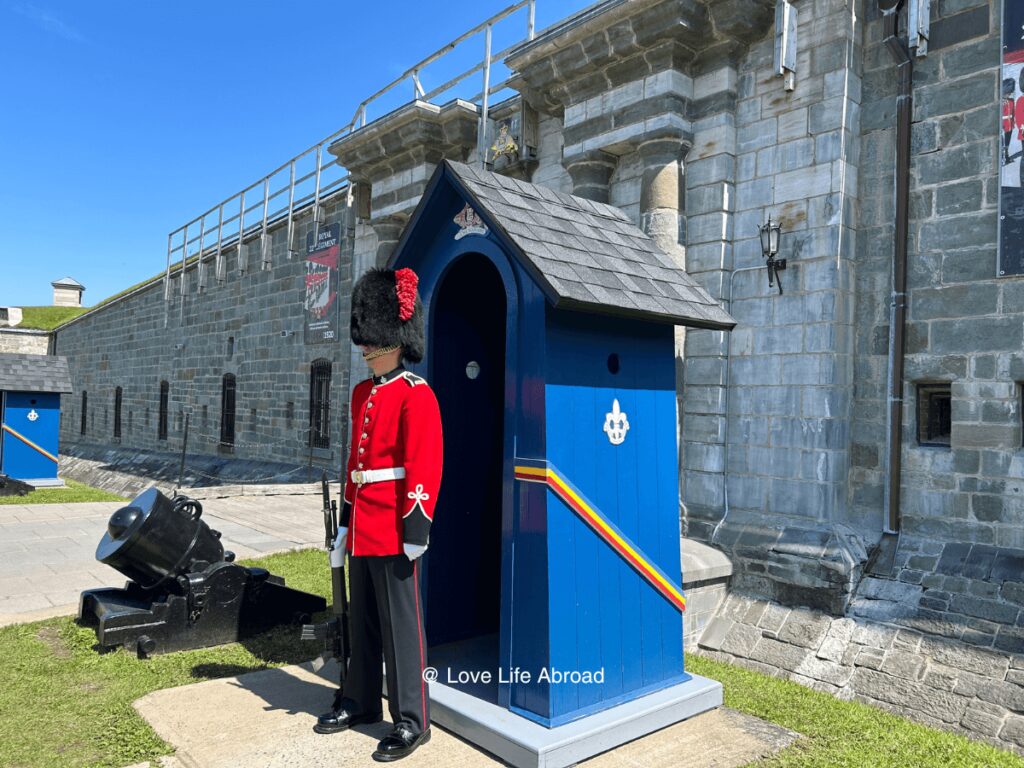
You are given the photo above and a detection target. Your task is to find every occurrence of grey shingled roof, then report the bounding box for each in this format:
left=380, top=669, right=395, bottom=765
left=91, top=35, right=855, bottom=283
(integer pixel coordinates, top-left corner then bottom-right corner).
left=51, top=276, right=84, bottom=288
left=0, top=353, right=73, bottom=394
left=445, top=160, right=735, bottom=330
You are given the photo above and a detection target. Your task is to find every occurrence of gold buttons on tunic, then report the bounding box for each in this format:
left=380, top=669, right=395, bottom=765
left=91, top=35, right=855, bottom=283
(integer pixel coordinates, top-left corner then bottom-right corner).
left=371, top=388, right=378, bottom=395
left=358, top=462, right=364, bottom=468
left=361, top=432, right=368, bottom=439
left=367, top=402, right=373, bottom=408
left=358, top=447, right=365, bottom=454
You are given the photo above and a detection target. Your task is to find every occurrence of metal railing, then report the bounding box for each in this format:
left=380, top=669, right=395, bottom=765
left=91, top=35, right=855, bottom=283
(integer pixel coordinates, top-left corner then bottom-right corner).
left=164, top=0, right=537, bottom=319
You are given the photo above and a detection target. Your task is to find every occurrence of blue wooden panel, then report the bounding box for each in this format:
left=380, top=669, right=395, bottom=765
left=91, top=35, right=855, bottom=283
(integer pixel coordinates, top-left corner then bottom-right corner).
left=632, top=383, right=668, bottom=685
left=1, top=391, right=60, bottom=480
left=510, top=480, right=552, bottom=719
left=544, top=308, right=684, bottom=720
left=610, top=363, right=645, bottom=693
left=654, top=384, right=686, bottom=674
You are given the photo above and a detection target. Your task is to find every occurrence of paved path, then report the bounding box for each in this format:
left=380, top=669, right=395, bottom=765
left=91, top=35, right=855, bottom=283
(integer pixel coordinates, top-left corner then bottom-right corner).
left=0, top=494, right=324, bottom=626
left=132, top=661, right=798, bottom=768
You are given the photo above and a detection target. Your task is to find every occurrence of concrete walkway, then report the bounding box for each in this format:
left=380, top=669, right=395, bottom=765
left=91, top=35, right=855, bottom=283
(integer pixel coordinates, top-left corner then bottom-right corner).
left=132, top=661, right=798, bottom=768
left=0, top=493, right=324, bottom=626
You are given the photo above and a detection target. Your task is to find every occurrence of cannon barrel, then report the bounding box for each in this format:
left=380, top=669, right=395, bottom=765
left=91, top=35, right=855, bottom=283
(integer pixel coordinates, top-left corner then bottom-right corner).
left=96, top=488, right=226, bottom=590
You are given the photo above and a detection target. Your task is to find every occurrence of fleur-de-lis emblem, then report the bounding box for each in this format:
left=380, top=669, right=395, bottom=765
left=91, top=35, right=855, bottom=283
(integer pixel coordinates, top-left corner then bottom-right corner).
left=407, top=483, right=430, bottom=504
left=603, top=399, right=630, bottom=445
left=27, top=409, right=39, bottom=422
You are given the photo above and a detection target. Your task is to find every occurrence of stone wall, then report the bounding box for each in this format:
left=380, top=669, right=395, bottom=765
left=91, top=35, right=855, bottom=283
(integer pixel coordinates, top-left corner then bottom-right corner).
left=0, top=328, right=49, bottom=355
left=842, top=0, right=1024, bottom=638
left=700, top=592, right=1024, bottom=754
left=665, top=0, right=866, bottom=613
left=53, top=196, right=354, bottom=473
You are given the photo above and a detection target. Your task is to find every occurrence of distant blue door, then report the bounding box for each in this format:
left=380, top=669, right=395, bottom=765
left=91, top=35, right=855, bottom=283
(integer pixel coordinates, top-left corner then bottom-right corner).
left=1, top=391, right=61, bottom=480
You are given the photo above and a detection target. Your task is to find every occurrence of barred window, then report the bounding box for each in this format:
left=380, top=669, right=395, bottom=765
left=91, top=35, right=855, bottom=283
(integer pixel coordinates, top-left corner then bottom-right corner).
left=309, top=359, right=332, bottom=449
left=113, top=387, right=123, bottom=440
left=158, top=380, right=169, bottom=441
left=917, top=383, right=951, bottom=447
left=80, top=391, right=87, bottom=435
left=220, top=374, right=236, bottom=447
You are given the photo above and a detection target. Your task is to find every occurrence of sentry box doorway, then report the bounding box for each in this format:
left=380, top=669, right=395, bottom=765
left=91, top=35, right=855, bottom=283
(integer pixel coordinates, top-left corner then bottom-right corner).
left=385, top=160, right=734, bottom=766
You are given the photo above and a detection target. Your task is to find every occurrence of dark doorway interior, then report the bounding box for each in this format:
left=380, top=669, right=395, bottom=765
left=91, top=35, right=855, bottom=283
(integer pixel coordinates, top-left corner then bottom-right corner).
left=425, top=253, right=506, bottom=702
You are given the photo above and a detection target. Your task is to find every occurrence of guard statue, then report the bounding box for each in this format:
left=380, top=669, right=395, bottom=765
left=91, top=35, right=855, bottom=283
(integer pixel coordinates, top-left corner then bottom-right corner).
left=315, top=266, right=443, bottom=762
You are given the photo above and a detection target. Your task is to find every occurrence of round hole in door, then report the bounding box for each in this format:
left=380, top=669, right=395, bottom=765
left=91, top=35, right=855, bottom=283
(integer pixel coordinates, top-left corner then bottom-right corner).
left=466, top=361, right=480, bottom=380
left=607, top=353, right=620, bottom=374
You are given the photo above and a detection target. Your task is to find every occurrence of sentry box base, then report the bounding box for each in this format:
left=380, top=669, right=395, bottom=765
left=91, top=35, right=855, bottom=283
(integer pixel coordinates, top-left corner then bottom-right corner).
left=425, top=674, right=722, bottom=768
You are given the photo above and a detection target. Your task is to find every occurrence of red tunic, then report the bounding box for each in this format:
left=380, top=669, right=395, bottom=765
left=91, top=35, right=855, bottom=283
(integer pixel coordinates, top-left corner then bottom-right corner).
left=340, top=368, right=443, bottom=556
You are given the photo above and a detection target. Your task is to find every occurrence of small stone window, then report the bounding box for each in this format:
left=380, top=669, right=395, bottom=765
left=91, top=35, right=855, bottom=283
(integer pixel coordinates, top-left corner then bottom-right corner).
left=158, top=380, right=169, bottom=441
left=113, top=387, right=123, bottom=440
left=309, top=359, right=332, bottom=449
left=220, top=374, right=236, bottom=447
left=80, top=391, right=87, bottom=435
left=917, top=383, right=951, bottom=447
left=227, top=336, right=235, bottom=358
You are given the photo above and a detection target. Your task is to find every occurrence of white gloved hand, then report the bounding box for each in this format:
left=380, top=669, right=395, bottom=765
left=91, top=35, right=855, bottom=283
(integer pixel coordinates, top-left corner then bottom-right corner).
left=329, top=526, right=349, bottom=568
left=403, top=542, right=427, bottom=561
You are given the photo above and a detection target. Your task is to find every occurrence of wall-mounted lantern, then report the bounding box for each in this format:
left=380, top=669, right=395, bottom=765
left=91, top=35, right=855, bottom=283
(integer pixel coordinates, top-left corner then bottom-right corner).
left=759, top=217, right=786, bottom=295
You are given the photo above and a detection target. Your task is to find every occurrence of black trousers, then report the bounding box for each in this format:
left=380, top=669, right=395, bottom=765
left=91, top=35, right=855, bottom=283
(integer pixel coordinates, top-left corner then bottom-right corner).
left=340, top=554, right=429, bottom=734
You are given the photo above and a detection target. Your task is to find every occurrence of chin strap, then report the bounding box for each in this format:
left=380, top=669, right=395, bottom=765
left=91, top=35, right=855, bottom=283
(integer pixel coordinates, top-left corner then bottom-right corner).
left=363, top=344, right=401, bottom=361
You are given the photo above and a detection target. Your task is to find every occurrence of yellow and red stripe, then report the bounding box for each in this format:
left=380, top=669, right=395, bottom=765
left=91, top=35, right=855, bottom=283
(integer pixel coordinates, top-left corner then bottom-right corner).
left=1, top=423, right=58, bottom=464
left=515, top=463, right=686, bottom=612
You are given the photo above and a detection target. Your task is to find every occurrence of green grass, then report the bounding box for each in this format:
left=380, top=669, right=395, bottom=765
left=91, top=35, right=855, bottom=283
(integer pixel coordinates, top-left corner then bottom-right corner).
left=687, top=654, right=1022, bottom=767
left=0, top=547, right=1019, bottom=767
left=0, top=549, right=331, bottom=768
left=0, top=478, right=128, bottom=505
left=16, top=306, right=90, bottom=331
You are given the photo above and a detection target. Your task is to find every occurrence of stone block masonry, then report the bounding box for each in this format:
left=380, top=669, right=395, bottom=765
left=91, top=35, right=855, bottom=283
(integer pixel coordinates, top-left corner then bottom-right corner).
left=700, top=592, right=1024, bottom=754
left=53, top=195, right=355, bottom=476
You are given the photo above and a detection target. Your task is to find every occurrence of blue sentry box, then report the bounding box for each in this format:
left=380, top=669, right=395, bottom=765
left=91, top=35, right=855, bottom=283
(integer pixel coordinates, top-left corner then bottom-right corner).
left=385, top=160, right=733, bottom=737
left=1, top=391, right=62, bottom=482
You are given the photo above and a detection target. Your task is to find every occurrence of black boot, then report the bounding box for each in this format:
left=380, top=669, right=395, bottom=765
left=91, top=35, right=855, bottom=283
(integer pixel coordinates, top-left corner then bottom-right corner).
left=371, top=724, right=431, bottom=761
left=313, top=692, right=383, bottom=734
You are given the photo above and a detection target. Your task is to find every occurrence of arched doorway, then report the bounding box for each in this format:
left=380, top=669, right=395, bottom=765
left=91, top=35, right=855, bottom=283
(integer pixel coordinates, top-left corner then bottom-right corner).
left=425, top=252, right=507, bottom=701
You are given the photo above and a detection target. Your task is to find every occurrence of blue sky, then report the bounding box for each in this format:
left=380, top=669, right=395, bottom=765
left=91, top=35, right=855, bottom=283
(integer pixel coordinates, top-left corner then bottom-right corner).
left=0, top=1, right=593, bottom=307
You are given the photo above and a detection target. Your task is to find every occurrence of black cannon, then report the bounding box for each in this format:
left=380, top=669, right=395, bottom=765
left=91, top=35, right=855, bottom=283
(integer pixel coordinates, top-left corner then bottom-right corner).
left=0, top=473, right=31, bottom=497
left=78, top=487, right=326, bottom=657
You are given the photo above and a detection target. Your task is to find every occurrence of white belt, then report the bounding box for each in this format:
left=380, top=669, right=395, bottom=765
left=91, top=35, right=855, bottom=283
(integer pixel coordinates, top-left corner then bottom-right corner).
left=351, top=467, right=406, bottom=485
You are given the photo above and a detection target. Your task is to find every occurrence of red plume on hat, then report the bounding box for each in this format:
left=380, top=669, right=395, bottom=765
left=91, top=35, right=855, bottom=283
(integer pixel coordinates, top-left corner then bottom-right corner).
left=395, top=268, right=418, bottom=322
left=350, top=267, right=425, bottom=363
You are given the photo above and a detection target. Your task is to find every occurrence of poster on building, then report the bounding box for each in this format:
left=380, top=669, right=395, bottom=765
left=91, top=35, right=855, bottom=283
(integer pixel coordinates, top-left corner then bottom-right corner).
left=1000, top=0, right=1024, bottom=276
left=304, top=223, right=340, bottom=344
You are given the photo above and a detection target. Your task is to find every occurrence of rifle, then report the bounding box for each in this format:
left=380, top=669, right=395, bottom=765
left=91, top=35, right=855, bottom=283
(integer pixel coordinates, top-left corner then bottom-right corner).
left=301, top=471, right=351, bottom=680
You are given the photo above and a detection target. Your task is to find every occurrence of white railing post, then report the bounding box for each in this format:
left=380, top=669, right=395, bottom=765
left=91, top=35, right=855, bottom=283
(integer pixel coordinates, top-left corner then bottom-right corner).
left=237, top=190, right=247, bottom=273
left=196, top=216, right=206, bottom=292
left=164, top=233, right=173, bottom=302
left=478, top=22, right=493, bottom=167
left=286, top=160, right=296, bottom=257
left=179, top=223, right=189, bottom=297
left=528, top=0, right=536, bottom=39
left=261, top=176, right=271, bottom=269
left=215, top=204, right=225, bottom=282
left=313, top=144, right=324, bottom=241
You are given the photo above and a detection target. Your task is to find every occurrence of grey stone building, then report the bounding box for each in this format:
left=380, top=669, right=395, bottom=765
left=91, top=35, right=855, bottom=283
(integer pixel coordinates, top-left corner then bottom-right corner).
left=48, top=0, right=1024, bottom=752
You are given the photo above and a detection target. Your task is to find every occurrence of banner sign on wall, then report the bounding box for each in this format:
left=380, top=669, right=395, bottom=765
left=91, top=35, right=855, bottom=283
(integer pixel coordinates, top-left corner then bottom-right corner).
left=304, top=223, right=340, bottom=344
left=1000, top=0, right=1024, bottom=276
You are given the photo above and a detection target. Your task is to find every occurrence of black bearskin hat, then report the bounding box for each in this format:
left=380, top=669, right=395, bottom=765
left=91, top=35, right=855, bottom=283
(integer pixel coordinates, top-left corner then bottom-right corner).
left=350, top=267, right=425, bottom=363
